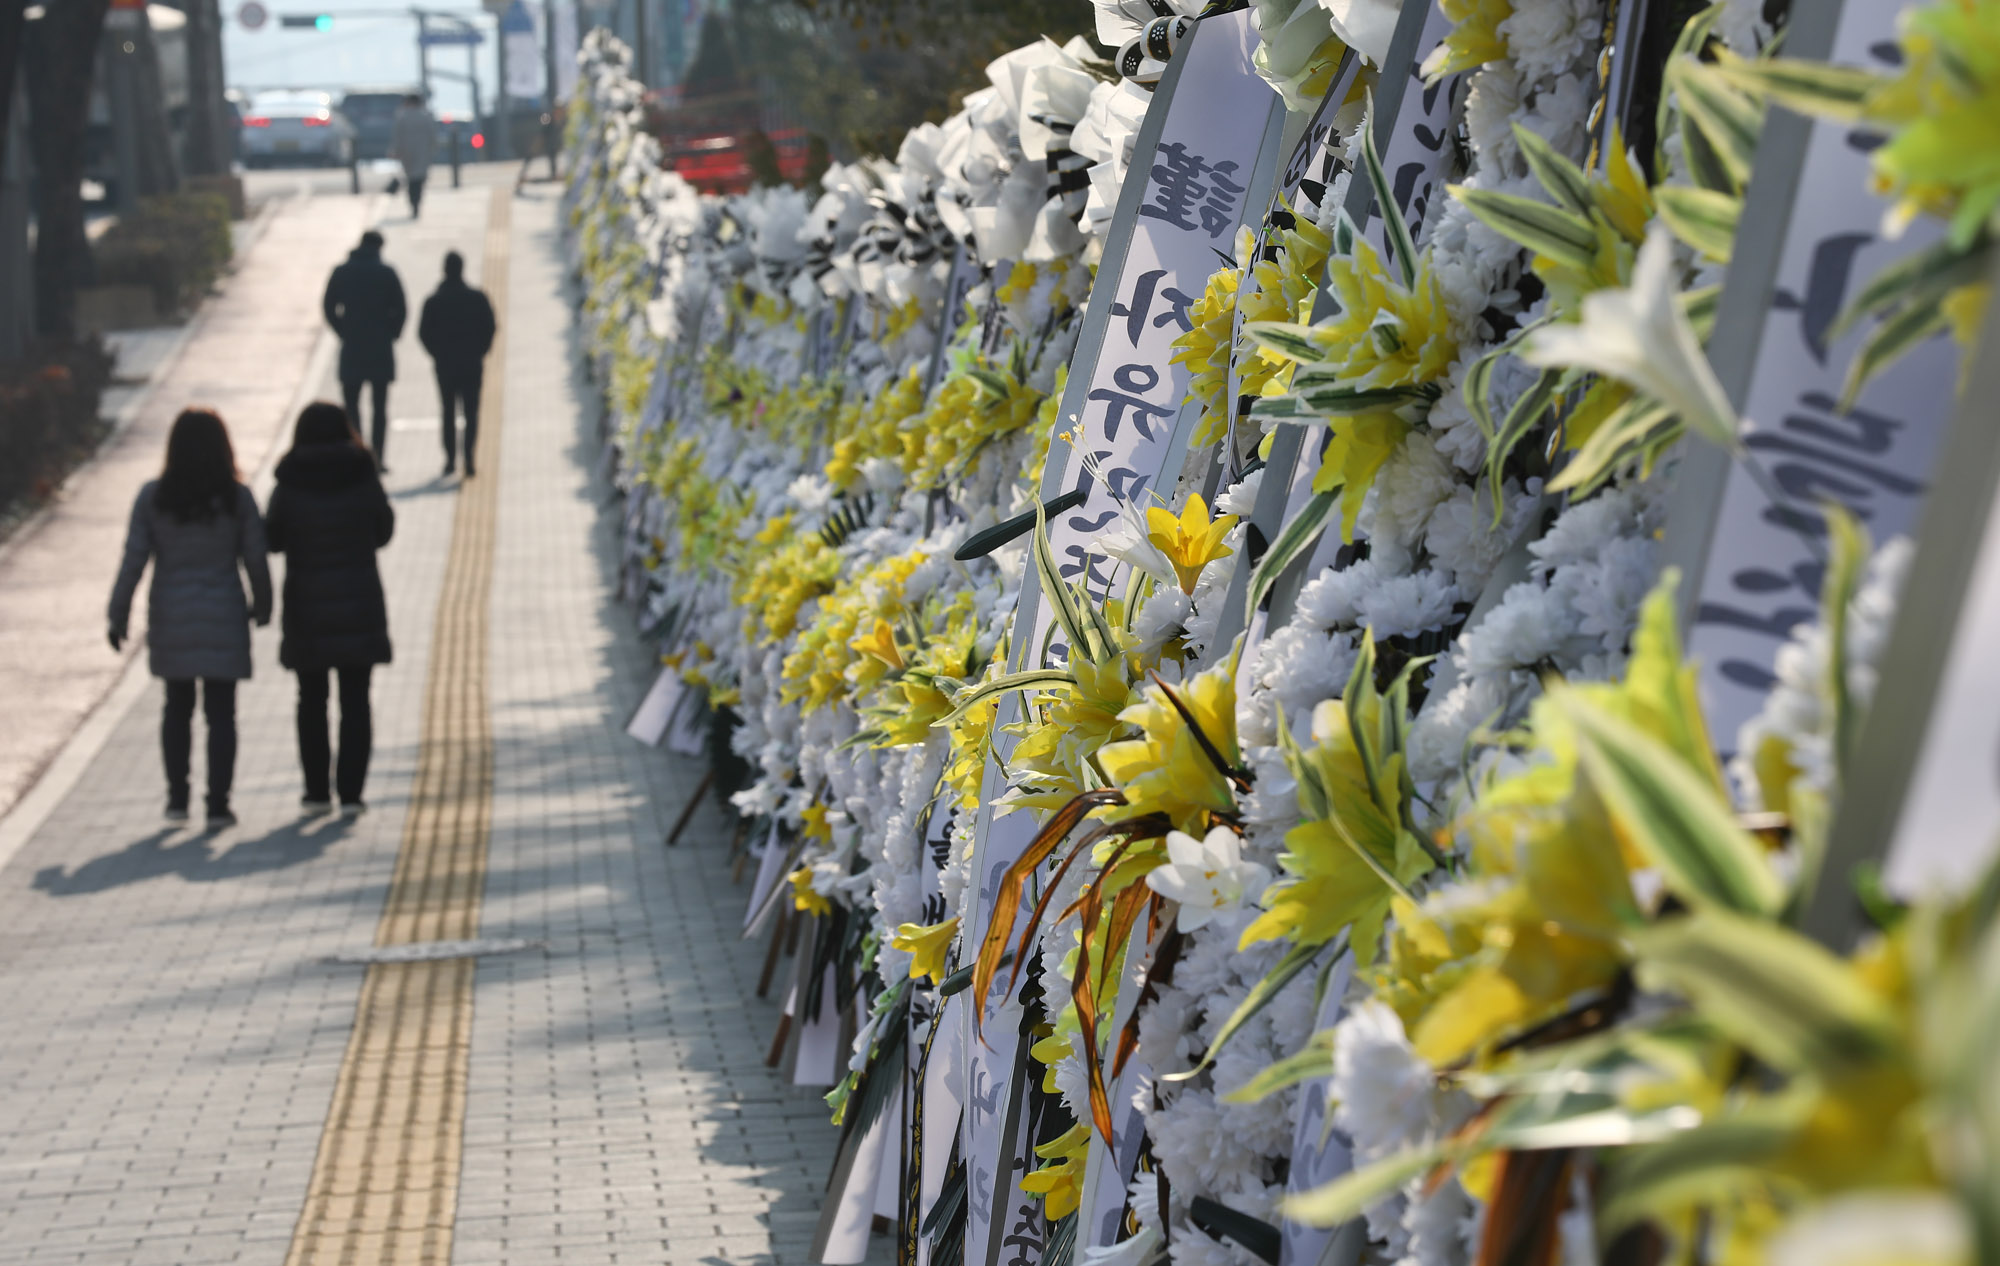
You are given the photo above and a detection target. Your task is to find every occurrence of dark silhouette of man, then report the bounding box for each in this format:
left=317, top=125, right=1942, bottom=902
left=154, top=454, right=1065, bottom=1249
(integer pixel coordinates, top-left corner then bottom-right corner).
left=321, top=230, right=407, bottom=472
left=417, top=251, right=497, bottom=478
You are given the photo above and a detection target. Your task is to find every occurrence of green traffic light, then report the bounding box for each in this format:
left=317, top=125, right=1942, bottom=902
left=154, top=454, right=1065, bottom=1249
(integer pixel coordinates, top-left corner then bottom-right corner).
left=313, top=13, right=331, bottom=28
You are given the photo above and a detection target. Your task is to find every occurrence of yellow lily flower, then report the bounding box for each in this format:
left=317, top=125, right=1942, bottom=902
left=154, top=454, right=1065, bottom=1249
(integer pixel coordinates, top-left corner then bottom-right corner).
left=1097, top=663, right=1239, bottom=833
left=788, top=867, right=830, bottom=917
left=1144, top=493, right=1239, bottom=594
left=1019, top=1124, right=1090, bottom=1220
left=890, top=917, right=960, bottom=985
left=801, top=802, right=833, bottom=844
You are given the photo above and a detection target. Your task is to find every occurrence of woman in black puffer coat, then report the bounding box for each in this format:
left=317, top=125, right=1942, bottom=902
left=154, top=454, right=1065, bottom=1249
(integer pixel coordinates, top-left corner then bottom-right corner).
left=265, top=402, right=394, bottom=815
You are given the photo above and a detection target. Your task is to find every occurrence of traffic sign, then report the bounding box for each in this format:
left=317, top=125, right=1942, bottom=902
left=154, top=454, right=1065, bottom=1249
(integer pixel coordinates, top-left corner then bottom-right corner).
left=236, top=0, right=267, bottom=29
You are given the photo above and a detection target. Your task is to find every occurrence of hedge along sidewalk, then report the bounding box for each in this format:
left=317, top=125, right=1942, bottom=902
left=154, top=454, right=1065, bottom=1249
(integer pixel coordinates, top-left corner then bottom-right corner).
left=0, top=187, right=385, bottom=835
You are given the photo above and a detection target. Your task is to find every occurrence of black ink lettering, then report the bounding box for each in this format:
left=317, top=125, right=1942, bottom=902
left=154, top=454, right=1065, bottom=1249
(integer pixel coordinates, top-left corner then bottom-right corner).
left=1112, top=270, right=1166, bottom=346
left=1769, top=233, right=1872, bottom=365
left=1694, top=601, right=1817, bottom=640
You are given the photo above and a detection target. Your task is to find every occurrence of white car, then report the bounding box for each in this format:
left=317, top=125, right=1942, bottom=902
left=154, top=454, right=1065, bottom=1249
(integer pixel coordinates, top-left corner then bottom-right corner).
left=240, top=92, right=357, bottom=167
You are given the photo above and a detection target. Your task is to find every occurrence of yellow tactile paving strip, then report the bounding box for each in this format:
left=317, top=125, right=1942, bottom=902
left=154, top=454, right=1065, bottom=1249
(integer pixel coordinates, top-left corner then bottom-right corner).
left=284, top=185, right=510, bottom=1266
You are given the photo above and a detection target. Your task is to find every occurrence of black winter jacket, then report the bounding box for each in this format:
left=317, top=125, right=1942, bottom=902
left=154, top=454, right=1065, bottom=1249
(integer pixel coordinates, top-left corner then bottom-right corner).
left=266, top=443, right=395, bottom=670
left=418, top=278, right=496, bottom=375
left=323, top=246, right=407, bottom=384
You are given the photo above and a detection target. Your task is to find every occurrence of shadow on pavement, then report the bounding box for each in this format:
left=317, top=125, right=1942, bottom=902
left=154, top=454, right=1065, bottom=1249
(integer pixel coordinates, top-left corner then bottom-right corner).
left=31, top=815, right=358, bottom=896
left=389, top=475, right=464, bottom=500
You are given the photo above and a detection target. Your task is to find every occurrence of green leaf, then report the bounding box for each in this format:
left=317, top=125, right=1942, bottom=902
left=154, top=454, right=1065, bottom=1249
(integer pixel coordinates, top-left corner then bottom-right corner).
left=1247, top=490, right=1339, bottom=614
left=1264, top=378, right=1440, bottom=418
left=1597, top=1112, right=1800, bottom=1232
left=936, top=669, right=1078, bottom=729
left=1556, top=693, right=1785, bottom=917
left=1840, top=294, right=1950, bottom=410
left=1221, top=1031, right=1335, bottom=1104
left=1669, top=58, right=1763, bottom=193
left=1819, top=506, right=1867, bottom=778
left=1547, top=396, right=1676, bottom=497
left=1031, top=502, right=1094, bottom=665
left=1243, top=320, right=1324, bottom=366
left=1680, top=284, right=1721, bottom=340
left=1715, top=57, right=1879, bottom=122
left=1829, top=238, right=1992, bottom=343
left=1631, top=909, right=1902, bottom=1076
left=1360, top=93, right=1419, bottom=290
left=1485, top=364, right=1562, bottom=525
left=1453, top=187, right=1601, bottom=273
left=1513, top=122, right=1595, bottom=217
left=1461, top=342, right=1506, bottom=445
left=1282, top=1144, right=1445, bottom=1227
left=1655, top=185, right=1741, bottom=263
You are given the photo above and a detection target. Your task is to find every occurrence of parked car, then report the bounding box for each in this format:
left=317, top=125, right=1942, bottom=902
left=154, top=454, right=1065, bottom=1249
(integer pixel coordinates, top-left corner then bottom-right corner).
left=338, top=86, right=421, bottom=161
left=239, top=91, right=356, bottom=168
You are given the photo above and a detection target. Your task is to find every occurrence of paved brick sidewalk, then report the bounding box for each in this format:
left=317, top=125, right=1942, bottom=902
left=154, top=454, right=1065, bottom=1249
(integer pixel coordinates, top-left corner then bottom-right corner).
left=0, top=177, right=864, bottom=1265
left=457, top=185, right=861, bottom=1266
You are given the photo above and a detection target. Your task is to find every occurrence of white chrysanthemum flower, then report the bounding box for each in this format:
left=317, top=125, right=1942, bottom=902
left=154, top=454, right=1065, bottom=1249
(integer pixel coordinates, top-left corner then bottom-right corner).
left=1213, top=466, right=1265, bottom=517
left=1408, top=670, right=1518, bottom=786
left=1456, top=579, right=1580, bottom=677
left=1330, top=1000, right=1446, bottom=1158
left=1497, top=0, right=1599, bottom=83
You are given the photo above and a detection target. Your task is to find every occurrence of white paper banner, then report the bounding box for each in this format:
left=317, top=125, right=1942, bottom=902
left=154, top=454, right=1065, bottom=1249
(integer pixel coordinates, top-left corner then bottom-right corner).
left=1678, top=11, right=1955, bottom=754
left=625, top=666, right=684, bottom=746
left=1278, top=956, right=1353, bottom=1266
left=960, top=17, right=1283, bottom=1266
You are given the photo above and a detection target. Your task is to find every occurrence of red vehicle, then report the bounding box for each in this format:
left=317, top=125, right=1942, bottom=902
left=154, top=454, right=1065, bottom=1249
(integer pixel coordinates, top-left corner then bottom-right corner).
left=646, top=85, right=810, bottom=193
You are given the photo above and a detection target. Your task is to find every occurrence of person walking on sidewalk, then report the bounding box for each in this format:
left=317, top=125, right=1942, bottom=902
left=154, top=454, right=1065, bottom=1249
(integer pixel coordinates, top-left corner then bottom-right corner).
left=417, top=250, right=496, bottom=477
left=322, top=229, right=407, bottom=472
left=107, top=409, right=272, bottom=828
left=390, top=93, right=437, bottom=219
left=264, top=403, right=395, bottom=817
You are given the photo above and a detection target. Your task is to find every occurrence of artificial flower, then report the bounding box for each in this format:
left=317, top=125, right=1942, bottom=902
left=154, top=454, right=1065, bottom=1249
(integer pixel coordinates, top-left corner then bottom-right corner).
left=891, top=917, right=961, bottom=984
left=1145, top=493, right=1239, bottom=594
left=1145, top=826, right=1272, bottom=930
left=1522, top=225, right=1739, bottom=455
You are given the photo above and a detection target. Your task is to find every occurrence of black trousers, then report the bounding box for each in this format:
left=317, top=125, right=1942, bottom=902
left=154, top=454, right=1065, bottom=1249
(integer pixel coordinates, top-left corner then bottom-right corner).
left=438, top=365, right=481, bottom=471
left=407, top=174, right=426, bottom=216
left=296, top=665, right=374, bottom=805
left=163, top=679, right=236, bottom=812
left=341, top=376, right=391, bottom=464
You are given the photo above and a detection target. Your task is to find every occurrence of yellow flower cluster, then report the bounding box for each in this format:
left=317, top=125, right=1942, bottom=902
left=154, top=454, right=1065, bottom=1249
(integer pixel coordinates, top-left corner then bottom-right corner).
left=1097, top=662, right=1240, bottom=835
left=780, top=548, right=928, bottom=712
left=1171, top=259, right=1243, bottom=450
left=1297, top=235, right=1458, bottom=392
left=734, top=532, right=841, bottom=645
left=1234, top=214, right=1333, bottom=397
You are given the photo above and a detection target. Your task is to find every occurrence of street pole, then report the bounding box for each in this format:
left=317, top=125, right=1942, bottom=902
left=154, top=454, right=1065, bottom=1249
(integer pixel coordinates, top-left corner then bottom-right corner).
left=415, top=9, right=432, bottom=101
left=466, top=41, right=484, bottom=160
left=493, top=11, right=512, bottom=160
left=0, top=81, right=32, bottom=363
left=103, top=21, right=143, bottom=216
left=542, top=0, right=558, bottom=178
left=632, top=0, right=647, bottom=87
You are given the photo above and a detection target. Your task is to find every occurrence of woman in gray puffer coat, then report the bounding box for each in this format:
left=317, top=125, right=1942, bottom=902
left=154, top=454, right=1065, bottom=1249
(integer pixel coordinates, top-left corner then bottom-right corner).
left=108, top=409, right=272, bottom=826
